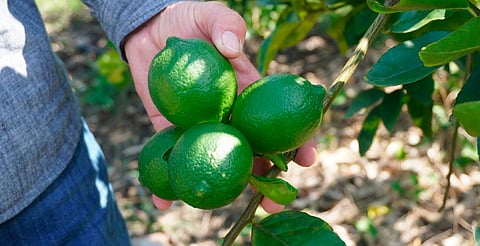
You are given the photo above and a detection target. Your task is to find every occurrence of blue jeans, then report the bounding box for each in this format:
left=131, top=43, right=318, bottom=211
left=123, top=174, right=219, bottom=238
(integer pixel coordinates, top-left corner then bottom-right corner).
left=0, top=122, right=131, bottom=245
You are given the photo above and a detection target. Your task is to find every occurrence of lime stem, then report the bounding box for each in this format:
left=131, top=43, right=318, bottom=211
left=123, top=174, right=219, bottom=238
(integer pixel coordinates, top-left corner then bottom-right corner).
left=322, top=7, right=392, bottom=113
left=438, top=121, right=459, bottom=211
left=222, top=166, right=281, bottom=245
left=222, top=1, right=395, bottom=245
left=439, top=53, right=472, bottom=211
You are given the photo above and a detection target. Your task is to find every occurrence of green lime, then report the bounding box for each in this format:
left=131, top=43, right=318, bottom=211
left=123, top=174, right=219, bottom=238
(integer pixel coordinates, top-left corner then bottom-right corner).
left=148, top=37, right=237, bottom=129
left=138, top=126, right=184, bottom=200
left=230, top=73, right=326, bottom=154
left=168, top=122, right=253, bottom=209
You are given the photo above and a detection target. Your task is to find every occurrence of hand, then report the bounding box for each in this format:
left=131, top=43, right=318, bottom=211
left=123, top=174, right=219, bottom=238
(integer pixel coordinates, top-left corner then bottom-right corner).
left=124, top=1, right=317, bottom=213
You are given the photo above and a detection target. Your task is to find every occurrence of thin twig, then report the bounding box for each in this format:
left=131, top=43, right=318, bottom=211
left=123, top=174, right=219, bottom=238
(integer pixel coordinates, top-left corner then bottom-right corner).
left=439, top=121, right=459, bottom=211
left=439, top=53, right=473, bottom=211
left=222, top=166, right=281, bottom=245
left=322, top=7, right=391, bottom=112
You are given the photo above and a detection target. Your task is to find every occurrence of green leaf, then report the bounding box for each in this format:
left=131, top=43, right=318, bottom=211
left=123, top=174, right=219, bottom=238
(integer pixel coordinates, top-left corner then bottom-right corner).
left=358, top=107, right=381, bottom=156
left=343, top=6, right=377, bottom=48
left=454, top=101, right=480, bottom=137
left=388, top=10, right=473, bottom=43
left=282, top=11, right=322, bottom=48
left=326, top=0, right=362, bottom=8
left=404, top=76, right=434, bottom=137
left=251, top=211, right=346, bottom=246
left=355, top=217, right=378, bottom=237
left=257, top=0, right=293, bottom=5
left=453, top=68, right=480, bottom=137
left=420, top=17, right=480, bottom=66
left=456, top=68, right=480, bottom=104
left=407, top=99, right=433, bottom=138
left=257, top=7, right=321, bottom=74
left=263, top=153, right=288, bottom=171
left=367, top=0, right=469, bottom=13
left=344, top=88, right=385, bottom=118
left=391, top=9, right=447, bottom=33
left=404, top=76, right=434, bottom=105
left=379, top=90, right=406, bottom=133
left=478, top=138, right=480, bottom=163
left=365, top=31, right=449, bottom=86
left=325, top=7, right=354, bottom=54
left=475, top=222, right=480, bottom=246
left=250, top=175, right=298, bottom=205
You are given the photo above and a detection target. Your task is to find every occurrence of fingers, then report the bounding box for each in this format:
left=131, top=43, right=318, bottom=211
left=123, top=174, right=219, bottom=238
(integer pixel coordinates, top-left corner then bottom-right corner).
left=230, top=53, right=262, bottom=92
left=193, top=2, right=247, bottom=59
left=261, top=198, right=285, bottom=214
left=294, top=139, right=318, bottom=167
left=152, top=195, right=173, bottom=210
left=190, top=1, right=259, bottom=90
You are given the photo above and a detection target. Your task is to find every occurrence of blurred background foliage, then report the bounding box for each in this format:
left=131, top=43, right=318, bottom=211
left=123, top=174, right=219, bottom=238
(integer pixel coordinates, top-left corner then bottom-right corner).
left=36, top=0, right=134, bottom=112
left=34, top=0, right=480, bottom=244
left=36, top=0, right=478, bottom=168
left=36, top=0, right=480, bottom=183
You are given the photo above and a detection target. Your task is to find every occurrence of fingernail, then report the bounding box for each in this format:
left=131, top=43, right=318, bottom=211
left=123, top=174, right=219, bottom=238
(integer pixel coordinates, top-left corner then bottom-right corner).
left=221, top=31, right=241, bottom=53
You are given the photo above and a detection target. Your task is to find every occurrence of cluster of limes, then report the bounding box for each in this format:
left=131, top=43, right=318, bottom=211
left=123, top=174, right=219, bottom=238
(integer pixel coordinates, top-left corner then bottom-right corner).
left=138, top=36, right=326, bottom=209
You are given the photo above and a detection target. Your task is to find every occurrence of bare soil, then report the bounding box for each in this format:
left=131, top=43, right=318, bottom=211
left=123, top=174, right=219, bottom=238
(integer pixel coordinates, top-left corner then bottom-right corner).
left=43, top=5, right=480, bottom=246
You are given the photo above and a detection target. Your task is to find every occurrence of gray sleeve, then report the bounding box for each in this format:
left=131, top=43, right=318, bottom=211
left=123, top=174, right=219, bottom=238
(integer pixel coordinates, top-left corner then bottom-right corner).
left=81, top=0, right=186, bottom=58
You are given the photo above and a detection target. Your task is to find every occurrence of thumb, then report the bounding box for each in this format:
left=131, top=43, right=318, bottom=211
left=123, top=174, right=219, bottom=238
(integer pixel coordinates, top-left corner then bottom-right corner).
left=194, top=2, right=246, bottom=59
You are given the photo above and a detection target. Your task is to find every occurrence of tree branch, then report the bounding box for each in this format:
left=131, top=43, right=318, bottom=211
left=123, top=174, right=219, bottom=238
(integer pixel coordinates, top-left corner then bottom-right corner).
left=438, top=121, right=459, bottom=211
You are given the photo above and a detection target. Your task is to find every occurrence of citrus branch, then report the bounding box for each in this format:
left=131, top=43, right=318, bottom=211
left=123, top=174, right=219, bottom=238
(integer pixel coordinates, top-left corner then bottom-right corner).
left=322, top=8, right=391, bottom=112
left=438, top=121, right=459, bottom=211
left=439, top=53, right=473, bottom=211
left=222, top=165, right=282, bottom=245
left=222, top=3, right=394, bottom=245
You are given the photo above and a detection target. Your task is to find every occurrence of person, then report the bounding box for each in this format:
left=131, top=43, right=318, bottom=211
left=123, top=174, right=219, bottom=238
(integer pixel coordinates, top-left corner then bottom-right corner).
left=0, top=0, right=318, bottom=244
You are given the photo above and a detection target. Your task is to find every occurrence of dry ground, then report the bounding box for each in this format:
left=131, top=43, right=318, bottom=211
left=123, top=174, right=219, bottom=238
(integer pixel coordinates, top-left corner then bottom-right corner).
left=39, top=2, right=480, bottom=245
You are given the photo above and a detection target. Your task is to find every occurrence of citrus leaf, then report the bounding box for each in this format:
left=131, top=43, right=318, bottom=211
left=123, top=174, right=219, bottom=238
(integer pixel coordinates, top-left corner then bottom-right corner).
left=257, top=7, right=321, bottom=74
left=453, top=68, right=480, bottom=137
left=404, top=76, right=434, bottom=138
left=367, top=0, right=469, bottom=13
left=365, top=31, right=448, bottom=86
left=475, top=223, right=480, bottom=246
left=263, top=153, right=288, bottom=171
left=257, top=0, right=293, bottom=5
left=388, top=10, right=473, bottom=43
left=456, top=68, right=480, bottom=104
left=478, top=138, right=480, bottom=163
left=379, top=90, right=406, bottom=133
left=344, top=88, right=385, bottom=118
left=344, top=7, right=378, bottom=49
left=250, top=175, right=298, bottom=205
left=325, top=8, right=354, bottom=54
left=282, top=11, right=322, bottom=48
left=326, top=0, right=362, bottom=8
left=391, top=9, right=447, bottom=33
left=407, top=99, right=433, bottom=138
left=404, top=76, right=434, bottom=105
left=419, top=17, right=480, bottom=66
left=454, top=101, right=480, bottom=137
left=251, top=211, right=346, bottom=246
left=358, top=107, right=381, bottom=156
left=325, top=5, right=376, bottom=54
